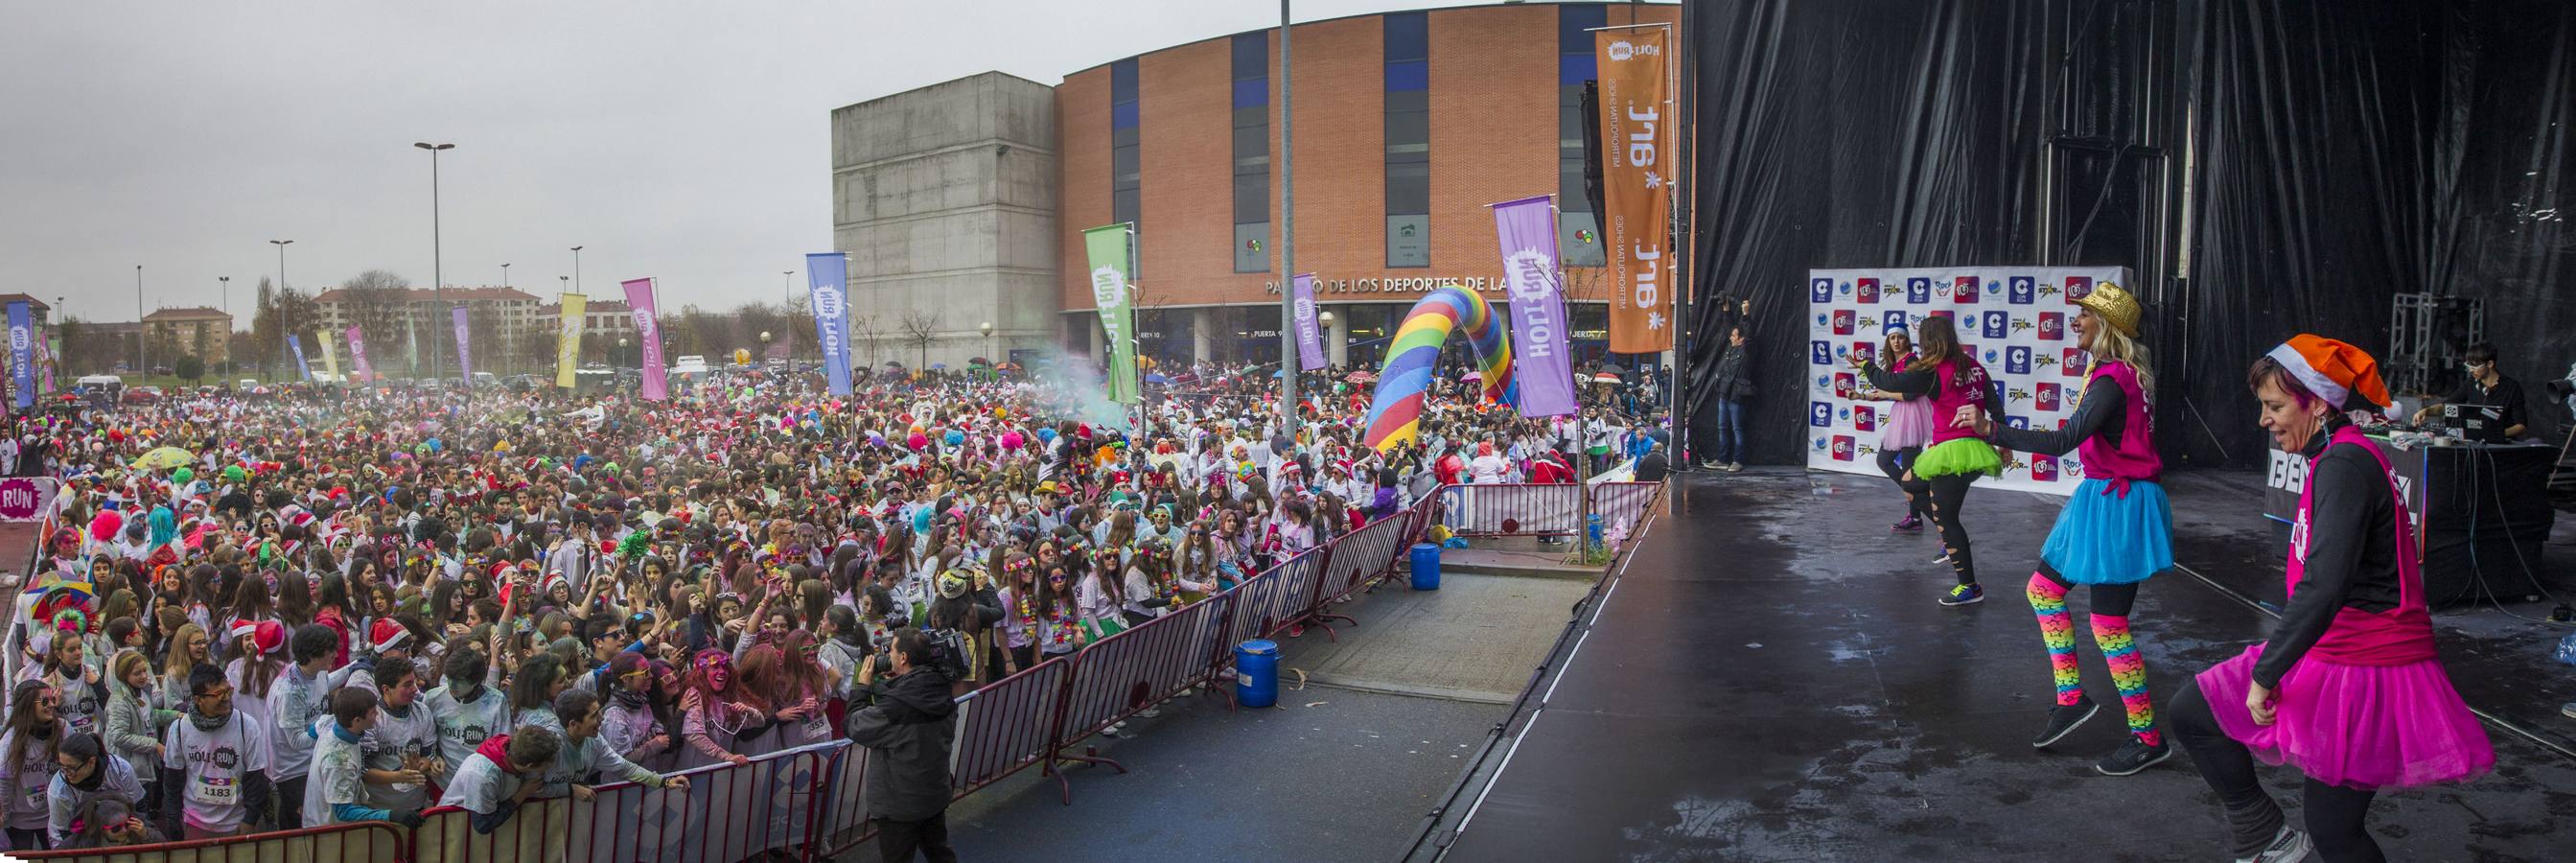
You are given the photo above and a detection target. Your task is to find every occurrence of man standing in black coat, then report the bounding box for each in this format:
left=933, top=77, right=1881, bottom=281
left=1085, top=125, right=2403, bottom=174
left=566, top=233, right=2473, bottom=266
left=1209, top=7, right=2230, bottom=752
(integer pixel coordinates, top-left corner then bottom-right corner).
left=847, top=629, right=961, bottom=863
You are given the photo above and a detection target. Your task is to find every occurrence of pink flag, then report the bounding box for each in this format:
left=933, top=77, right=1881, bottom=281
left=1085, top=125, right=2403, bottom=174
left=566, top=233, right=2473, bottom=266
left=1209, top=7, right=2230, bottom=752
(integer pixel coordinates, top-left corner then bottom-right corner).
left=345, top=326, right=375, bottom=383
left=621, top=279, right=668, bottom=401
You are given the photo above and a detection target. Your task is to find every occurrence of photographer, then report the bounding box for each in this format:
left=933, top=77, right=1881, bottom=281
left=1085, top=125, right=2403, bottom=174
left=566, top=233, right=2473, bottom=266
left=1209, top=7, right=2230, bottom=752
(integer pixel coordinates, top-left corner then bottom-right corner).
left=847, top=628, right=958, bottom=863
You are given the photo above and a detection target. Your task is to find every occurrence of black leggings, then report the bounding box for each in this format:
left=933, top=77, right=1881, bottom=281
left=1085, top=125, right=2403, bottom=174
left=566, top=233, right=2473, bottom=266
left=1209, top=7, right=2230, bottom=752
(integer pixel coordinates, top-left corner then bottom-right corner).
left=6, top=828, right=48, bottom=851
left=1901, top=472, right=1980, bottom=585
left=1875, top=447, right=1924, bottom=520
left=2033, top=566, right=2138, bottom=616
left=2169, top=678, right=2383, bottom=862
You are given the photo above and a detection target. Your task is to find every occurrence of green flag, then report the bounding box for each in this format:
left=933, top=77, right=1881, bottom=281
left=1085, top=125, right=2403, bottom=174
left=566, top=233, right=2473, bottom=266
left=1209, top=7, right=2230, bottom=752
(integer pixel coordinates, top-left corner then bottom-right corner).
left=1083, top=223, right=1140, bottom=404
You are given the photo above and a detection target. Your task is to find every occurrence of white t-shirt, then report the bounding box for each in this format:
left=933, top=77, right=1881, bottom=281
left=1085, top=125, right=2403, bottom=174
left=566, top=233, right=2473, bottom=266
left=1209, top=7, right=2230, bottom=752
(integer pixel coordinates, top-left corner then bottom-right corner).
left=164, top=711, right=272, bottom=834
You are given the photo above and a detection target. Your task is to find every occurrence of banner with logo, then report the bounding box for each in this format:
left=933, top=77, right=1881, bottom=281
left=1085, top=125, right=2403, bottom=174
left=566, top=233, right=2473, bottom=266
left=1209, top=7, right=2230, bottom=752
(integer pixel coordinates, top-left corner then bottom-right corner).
left=287, top=334, right=313, bottom=382
left=557, top=293, right=587, bottom=389
left=34, top=322, right=52, bottom=394
left=1596, top=26, right=1673, bottom=355
left=1290, top=273, right=1326, bottom=372
left=345, top=326, right=374, bottom=383
left=0, top=478, right=58, bottom=522
left=452, top=306, right=474, bottom=381
left=1493, top=196, right=1577, bottom=417
left=1082, top=224, right=1140, bottom=404
left=622, top=278, right=668, bottom=402
left=7, top=301, right=32, bottom=409
left=806, top=252, right=853, bottom=395
left=1805, top=267, right=2131, bottom=496
left=315, top=329, right=340, bottom=381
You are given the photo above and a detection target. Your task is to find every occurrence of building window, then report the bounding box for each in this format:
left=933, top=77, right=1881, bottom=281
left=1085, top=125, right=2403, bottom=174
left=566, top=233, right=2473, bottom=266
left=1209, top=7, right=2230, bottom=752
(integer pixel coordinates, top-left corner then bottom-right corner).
left=1110, top=58, right=1142, bottom=267
left=1384, top=12, right=1429, bottom=268
left=1559, top=3, right=1608, bottom=267
left=1232, top=33, right=1270, bottom=274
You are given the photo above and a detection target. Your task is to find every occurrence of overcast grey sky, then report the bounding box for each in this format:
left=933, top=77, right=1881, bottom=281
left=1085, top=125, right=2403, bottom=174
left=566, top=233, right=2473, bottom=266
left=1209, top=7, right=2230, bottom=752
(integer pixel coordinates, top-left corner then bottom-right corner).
left=2, top=0, right=1495, bottom=322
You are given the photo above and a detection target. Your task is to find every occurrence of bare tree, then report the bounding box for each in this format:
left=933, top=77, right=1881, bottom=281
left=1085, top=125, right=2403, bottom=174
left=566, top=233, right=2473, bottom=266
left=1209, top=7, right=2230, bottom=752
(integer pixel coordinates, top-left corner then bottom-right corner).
left=849, top=313, right=881, bottom=368
left=337, top=269, right=412, bottom=357
left=898, top=308, right=941, bottom=368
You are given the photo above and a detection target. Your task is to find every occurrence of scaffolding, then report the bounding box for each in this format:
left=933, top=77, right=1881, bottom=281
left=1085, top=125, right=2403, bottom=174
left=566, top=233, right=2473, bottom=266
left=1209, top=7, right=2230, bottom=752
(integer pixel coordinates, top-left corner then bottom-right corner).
left=2387, top=292, right=2484, bottom=397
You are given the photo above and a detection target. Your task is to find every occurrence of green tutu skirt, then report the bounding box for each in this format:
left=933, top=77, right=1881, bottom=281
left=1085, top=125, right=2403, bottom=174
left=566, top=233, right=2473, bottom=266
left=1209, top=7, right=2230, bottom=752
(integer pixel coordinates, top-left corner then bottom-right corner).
left=1914, top=437, right=2003, bottom=478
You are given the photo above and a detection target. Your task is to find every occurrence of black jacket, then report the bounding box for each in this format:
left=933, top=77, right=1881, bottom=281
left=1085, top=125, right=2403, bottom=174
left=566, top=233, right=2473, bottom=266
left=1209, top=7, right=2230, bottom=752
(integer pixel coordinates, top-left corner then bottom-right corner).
left=2254, top=422, right=2402, bottom=689
left=1710, top=345, right=1754, bottom=401
left=846, top=665, right=958, bottom=821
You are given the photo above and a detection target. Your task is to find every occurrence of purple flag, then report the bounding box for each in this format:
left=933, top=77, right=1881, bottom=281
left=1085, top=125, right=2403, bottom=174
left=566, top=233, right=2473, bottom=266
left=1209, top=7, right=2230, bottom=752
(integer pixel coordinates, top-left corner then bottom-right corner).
left=1291, top=272, right=1327, bottom=371
left=1493, top=196, right=1577, bottom=417
left=345, top=326, right=375, bottom=383
left=452, top=306, right=474, bottom=380
left=622, top=278, right=668, bottom=401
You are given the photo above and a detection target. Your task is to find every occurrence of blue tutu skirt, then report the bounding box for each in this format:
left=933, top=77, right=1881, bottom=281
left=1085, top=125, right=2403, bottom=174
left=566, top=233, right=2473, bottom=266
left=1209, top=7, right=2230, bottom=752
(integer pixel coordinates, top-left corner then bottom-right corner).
left=2038, top=478, right=2173, bottom=585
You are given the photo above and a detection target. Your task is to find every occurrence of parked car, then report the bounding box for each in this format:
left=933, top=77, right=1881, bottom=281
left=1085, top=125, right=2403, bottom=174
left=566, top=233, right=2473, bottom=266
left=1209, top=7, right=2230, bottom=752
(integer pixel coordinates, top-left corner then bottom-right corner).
left=122, top=386, right=163, bottom=404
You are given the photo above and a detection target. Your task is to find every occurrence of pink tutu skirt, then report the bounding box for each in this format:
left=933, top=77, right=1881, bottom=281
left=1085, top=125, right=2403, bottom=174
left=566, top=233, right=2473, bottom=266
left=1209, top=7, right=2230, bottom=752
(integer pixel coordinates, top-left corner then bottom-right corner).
left=1880, top=398, right=1937, bottom=451
left=2194, top=644, right=2495, bottom=790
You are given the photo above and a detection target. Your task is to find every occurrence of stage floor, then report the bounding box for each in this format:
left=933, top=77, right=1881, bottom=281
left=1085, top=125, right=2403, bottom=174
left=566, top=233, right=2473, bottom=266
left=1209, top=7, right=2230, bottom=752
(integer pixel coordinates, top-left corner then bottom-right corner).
left=1427, top=470, right=2576, bottom=863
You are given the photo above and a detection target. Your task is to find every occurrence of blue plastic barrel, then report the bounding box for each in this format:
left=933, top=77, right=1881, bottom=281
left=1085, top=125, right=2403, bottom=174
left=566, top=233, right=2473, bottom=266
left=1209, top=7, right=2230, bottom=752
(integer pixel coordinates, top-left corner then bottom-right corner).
left=1410, top=543, right=1442, bottom=591
left=1236, top=640, right=1280, bottom=708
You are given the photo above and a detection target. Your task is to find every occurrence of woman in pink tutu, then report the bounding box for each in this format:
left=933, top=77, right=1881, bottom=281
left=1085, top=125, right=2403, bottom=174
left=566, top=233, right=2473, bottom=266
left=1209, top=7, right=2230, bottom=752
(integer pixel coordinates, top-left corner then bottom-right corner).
left=1857, top=326, right=1933, bottom=531
left=2168, top=336, right=2495, bottom=863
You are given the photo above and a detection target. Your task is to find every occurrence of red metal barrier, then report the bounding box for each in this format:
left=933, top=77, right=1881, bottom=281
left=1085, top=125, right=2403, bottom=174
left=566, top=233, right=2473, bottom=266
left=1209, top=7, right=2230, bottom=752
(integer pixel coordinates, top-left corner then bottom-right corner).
left=1313, top=506, right=1418, bottom=608
left=942, top=653, right=1087, bottom=805
left=14, top=820, right=408, bottom=862
left=807, top=744, right=873, bottom=861
left=1050, top=593, right=1235, bottom=794
left=1220, top=548, right=1324, bottom=646
left=410, top=742, right=838, bottom=863
left=1590, top=480, right=1660, bottom=533
left=1438, top=482, right=1583, bottom=536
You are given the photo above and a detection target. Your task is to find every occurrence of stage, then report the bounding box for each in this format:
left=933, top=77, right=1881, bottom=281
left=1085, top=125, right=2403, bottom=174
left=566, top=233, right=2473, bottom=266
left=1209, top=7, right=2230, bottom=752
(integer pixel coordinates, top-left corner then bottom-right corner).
left=1410, top=470, right=2576, bottom=862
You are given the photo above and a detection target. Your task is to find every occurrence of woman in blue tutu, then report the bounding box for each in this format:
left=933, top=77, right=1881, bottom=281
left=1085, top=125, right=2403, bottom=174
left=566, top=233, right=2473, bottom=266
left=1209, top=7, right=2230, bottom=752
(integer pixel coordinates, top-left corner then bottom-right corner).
left=1957, top=283, right=2174, bottom=777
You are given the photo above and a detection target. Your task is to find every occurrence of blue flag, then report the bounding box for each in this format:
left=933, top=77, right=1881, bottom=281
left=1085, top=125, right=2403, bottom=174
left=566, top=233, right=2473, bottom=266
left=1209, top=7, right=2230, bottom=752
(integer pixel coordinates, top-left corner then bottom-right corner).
left=287, top=334, right=313, bottom=382
left=805, top=252, right=853, bottom=396
left=6, top=302, right=31, bottom=408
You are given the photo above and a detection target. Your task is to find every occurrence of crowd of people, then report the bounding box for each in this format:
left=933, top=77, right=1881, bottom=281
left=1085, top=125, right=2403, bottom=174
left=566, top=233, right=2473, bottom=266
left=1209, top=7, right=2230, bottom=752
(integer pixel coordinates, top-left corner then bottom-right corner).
left=0, top=353, right=1665, bottom=854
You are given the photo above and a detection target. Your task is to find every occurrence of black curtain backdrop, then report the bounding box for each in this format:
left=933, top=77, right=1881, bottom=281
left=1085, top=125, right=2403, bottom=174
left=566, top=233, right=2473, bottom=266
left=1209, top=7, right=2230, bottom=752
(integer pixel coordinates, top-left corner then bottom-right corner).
left=1680, top=0, right=2575, bottom=468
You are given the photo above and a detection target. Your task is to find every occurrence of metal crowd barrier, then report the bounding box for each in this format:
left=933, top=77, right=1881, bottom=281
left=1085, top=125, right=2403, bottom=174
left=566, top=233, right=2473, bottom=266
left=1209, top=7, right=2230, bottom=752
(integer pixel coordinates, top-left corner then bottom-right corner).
left=49, top=495, right=1466, bottom=862
left=1436, top=481, right=1659, bottom=540
left=13, top=820, right=408, bottom=863
left=1438, top=482, right=1584, bottom=536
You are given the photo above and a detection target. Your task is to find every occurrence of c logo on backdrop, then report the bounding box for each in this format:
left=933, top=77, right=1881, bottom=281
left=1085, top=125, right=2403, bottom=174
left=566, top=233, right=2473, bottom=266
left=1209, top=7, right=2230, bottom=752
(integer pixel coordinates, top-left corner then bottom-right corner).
left=1805, top=267, right=2132, bottom=496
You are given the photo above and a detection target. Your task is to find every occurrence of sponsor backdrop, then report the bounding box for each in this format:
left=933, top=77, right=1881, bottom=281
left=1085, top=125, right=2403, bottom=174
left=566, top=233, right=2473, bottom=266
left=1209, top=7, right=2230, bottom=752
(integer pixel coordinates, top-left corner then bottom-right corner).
left=1804, top=266, right=2132, bottom=496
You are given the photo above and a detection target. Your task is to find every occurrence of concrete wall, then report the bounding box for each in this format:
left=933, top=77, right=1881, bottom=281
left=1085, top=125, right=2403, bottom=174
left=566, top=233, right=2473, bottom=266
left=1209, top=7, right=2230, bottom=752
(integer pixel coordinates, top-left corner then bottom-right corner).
left=831, top=71, right=1058, bottom=367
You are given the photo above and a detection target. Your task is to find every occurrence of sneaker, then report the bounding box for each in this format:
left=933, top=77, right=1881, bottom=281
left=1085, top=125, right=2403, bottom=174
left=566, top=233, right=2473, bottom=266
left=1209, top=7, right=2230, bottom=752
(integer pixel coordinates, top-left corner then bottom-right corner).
left=1136, top=708, right=1162, bottom=719
left=1699, top=459, right=1728, bottom=471
left=1102, top=721, right=1127, bottom=737
left=1891, top=514, right=1923, bottom=531
left=1939, top=584, right=1984, bottom=606
left=2564, top=701, right=2576, bottom=720
left=2235, top=827, right=2313, bottom=863
left=1727, top=462, right=1744, bottom=473
left=1933, top=551, right=1953, bottom=564
left=2094, top=735, right=2173, bottom=776
left=2031, top=694, right=2100, bottom=748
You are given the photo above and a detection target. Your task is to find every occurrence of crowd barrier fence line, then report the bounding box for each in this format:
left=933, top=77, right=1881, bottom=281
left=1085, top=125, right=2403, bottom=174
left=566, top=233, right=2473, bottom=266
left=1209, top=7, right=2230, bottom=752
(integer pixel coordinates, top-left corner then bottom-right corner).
left=12, top=819, right=408, bottom=863
left=1435, top=481, right=1659, bottom=540
left=41, top=491, right=1487, bottom=862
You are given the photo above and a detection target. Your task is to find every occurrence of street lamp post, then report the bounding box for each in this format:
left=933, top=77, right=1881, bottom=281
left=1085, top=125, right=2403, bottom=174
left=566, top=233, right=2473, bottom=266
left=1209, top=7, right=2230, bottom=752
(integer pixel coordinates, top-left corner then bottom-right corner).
left=501, top=263, right=511, bottom=289
left=782, top=271, right=794, bottom=306
left=570, top=246, right=584, bottom=296
left=270, top=240, right=292, bottom=383
left=415, top=142, right=455, bottom=382
left=980, top=320, right=994, bottom=367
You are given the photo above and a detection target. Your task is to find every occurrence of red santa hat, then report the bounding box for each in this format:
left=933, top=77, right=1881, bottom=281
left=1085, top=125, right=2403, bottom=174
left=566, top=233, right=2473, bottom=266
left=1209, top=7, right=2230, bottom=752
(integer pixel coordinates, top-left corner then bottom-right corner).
left=541, top=569, right=569, bottom=598
left=233, top=619, right=286, bottom=656
left=2264, top=335, right=2399, bottom=418
left=368, top=618, right=409, bottom=654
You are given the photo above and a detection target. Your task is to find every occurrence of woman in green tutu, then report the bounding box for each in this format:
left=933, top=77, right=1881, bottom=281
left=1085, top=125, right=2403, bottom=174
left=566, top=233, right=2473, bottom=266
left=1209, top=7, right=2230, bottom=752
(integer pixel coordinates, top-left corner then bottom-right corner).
left=1854, top=315, right=2005, bottom=606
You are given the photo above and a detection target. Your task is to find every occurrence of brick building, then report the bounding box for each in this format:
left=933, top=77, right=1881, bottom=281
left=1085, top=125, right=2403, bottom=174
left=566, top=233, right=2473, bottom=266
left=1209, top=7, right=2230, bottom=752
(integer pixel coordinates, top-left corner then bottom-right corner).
left=143, top=307, right=234, bottom=365
left=831, top=1, right=1677, bottom=369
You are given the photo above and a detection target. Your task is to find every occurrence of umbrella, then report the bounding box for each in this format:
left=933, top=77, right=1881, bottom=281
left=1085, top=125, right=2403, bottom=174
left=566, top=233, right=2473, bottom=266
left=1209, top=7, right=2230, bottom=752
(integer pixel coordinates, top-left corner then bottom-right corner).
left=930, top=362, right=948, bottom=370
left=1344, top=370, right=1377, bottom=384
left=883, top=361, right=905, bottom=368
left=1592, top=362, right=1630, bottom=376
left=1145, top=374, right=1172, bottom=385
left=133, top=446, right=194, bottom=470
left=1593, top=372, right=1623, bottom=384
left=1461, top=370, right=1484, bottom=382
left=968, top=357, right=991, bottom=366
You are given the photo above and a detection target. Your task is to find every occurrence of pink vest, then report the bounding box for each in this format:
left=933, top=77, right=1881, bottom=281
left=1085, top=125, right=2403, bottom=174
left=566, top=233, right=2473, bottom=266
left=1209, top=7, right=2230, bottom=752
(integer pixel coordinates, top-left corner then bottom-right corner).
left=2288, top=425, right=2436, bottom=666
left=1927, top=357, right=1993, bottom=446
left=2076, top=362, right=2162, bottom=490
